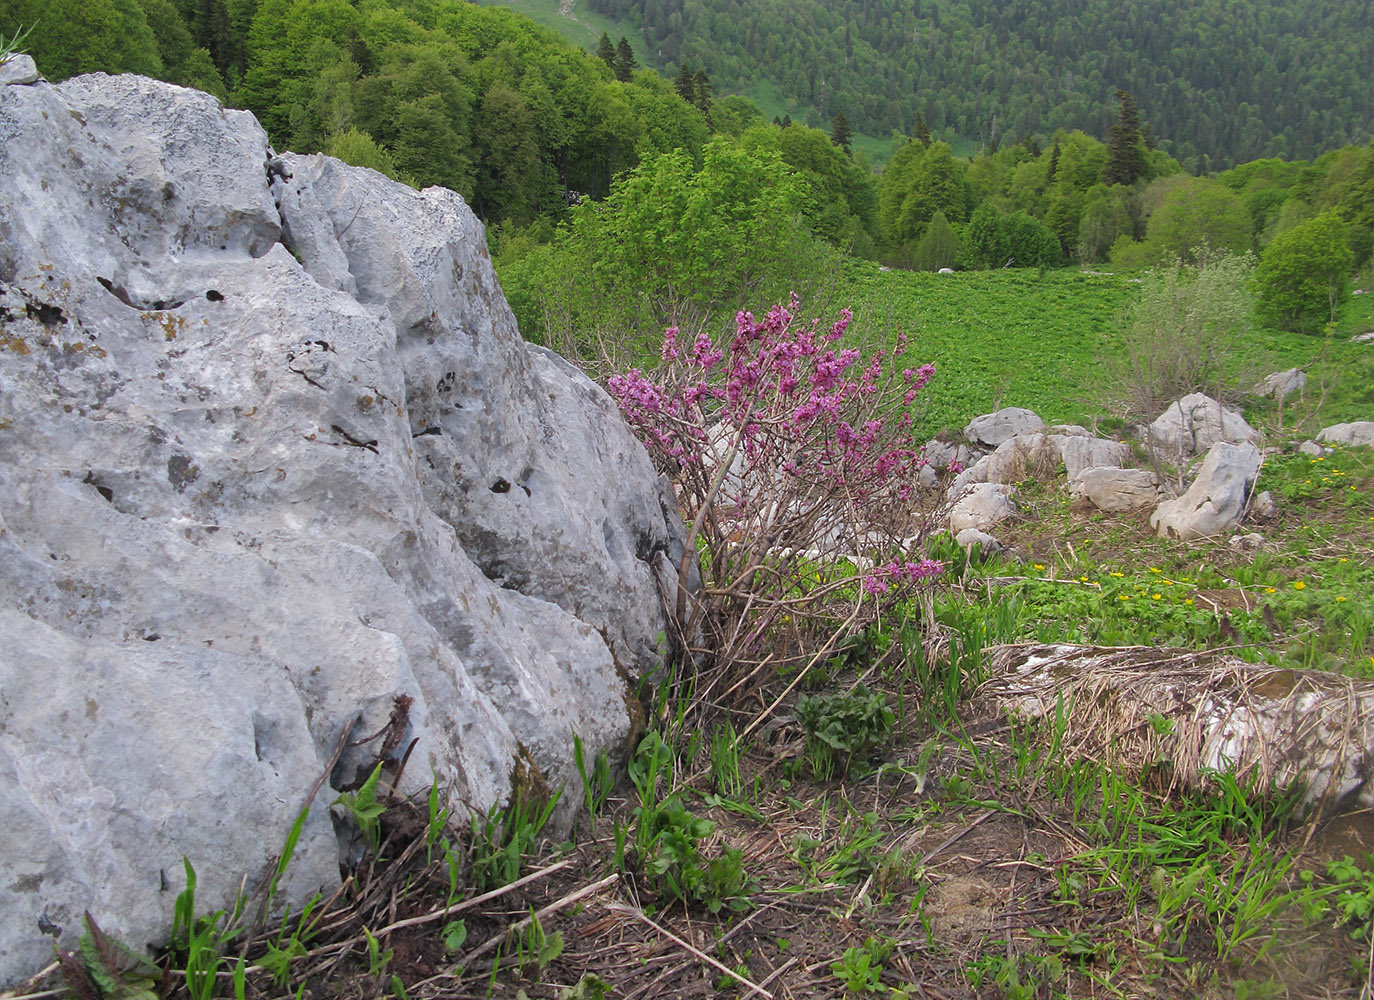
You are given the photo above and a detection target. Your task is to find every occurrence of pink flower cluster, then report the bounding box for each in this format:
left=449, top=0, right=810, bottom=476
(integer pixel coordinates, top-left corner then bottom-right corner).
left=862, top=558, right=945, bottom=596
left=607, top=297, right=943, bottom=602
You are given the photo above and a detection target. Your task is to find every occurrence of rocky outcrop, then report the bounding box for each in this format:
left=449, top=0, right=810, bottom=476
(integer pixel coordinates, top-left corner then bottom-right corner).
left=1254, top=367, right=1306, bottom=400
left=963, top=407, right=1045, bottom=448
left=948, top=482, right=1018, bottom=533
left=1317, top=421, right=1374, bottom=448
left=0, top=72, right=682, bottom=984
left=1069, top=467, right=1162, bottom=512
left=1147, top=393, right=1258, bottom=460
left=948, top=430, right=1127, bottom=494
left=1149, top=441, right=1263, bottom=540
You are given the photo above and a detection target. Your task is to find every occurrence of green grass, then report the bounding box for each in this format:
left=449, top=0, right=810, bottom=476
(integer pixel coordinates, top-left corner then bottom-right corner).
left=829, top=260, right=1374, bottom=442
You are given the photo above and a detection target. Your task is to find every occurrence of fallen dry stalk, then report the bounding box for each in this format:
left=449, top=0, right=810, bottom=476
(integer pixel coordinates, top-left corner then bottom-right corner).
left=604, top=902, right=774, bottom=999
left=462, top=872, right=620, bottom=964
left=980, top=642, right=1374, bottom=817
left=374, top=856, right=577, bottom=937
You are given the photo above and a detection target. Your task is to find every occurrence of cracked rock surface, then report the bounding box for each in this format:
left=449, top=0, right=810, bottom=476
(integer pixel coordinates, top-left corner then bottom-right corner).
left=0, top=72, right=682, bottom=984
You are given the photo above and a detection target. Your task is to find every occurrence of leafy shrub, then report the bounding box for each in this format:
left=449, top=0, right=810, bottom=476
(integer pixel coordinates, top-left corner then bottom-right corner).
left=795, top=683, right=895, bottom=779
left=607, top=299, right=944, bottom=671
left=1257, top=210, right=1354, bottom=332
left=1097, top=250, right=1257, bottom=420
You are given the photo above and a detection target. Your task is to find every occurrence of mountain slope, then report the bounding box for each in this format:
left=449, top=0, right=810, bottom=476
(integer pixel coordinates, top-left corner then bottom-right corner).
left=576, top=0, right=1373, bottom=168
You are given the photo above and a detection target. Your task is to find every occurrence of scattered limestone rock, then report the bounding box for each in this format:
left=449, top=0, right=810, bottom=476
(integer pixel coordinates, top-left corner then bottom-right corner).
left=964, top=407, right=1045, bottom=448
left=1149, top=441, right=1263, bottom=541
left=1057, top=435, right=1128, bottom=480
left=948, top=482, right=1019, bottom=533
left=0, top=54, right=40, bottom=86
left=1352, top=331, right=1374, bottom=343
left=1050, top=424, right=1092, bottom=437
left=947, top=431, right=1126, bottom=494
left=1317, top=422, right=1374, bottom=448
left=955, top=527, right=1003, bottom=557
left=1147, top=393, right=1259, bottom=460
left=1250, top=490, right=1278, bottom=521
left=1254, top=367, right=1306, bottom=400
left=1229, top=532, right=1265, bottom=553
left=1297, top=440, right=1330, bottom=457
left=921, top=438, right=973, bottom=471
left=937, top=267, right=955, bottom=274
left=1068, top=467, right=1162, bottom=512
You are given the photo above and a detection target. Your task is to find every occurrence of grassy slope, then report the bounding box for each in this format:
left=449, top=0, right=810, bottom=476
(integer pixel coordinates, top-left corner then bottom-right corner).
left=832, top=262, right=1374, bottom=443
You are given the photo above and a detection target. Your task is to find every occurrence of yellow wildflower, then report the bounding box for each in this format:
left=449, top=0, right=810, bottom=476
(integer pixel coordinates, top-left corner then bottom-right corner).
left=1293, top=581, right=1307, bottom=590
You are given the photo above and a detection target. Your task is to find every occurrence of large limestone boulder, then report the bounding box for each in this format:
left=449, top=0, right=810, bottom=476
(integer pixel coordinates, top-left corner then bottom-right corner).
left=1069, top=467, right=1162, bottom=512
left=946, top=432, right=1126, bottom=495
left=963, top=407, right=1045, bottom=447
left=1057, top=435, right=1128, bottom=480
left=948, top=482, right=1019, bottom=533
left=1149, top=442, right=1263, bottom=540
left=0, top=73, right=682, bottom=983
left=1147, top=393, right=1258, bottom=460
left=1317, top=421, right=1374, bottom=448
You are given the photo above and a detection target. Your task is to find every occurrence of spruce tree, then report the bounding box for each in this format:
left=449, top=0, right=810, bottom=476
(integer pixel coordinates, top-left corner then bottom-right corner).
left=830, top=112, right=853, bottom=154
left=1047, top=141, right=1060, bottom=182
left=692, top=68, right=712, bottom=113
left=1103, top=89, right=1147, bottom=186
left=912, top=110, right=931, bottom=147
left=614, top=37, right=637, bottom=81
left=781, top=113, right=792, bottom=128
left=675, top=63, right=696, bottom=102
left=596, top=32, right=616, bottom=70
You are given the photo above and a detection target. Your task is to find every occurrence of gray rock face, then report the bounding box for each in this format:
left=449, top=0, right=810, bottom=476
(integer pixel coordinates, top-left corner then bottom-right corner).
left=948, top=482, right=1019, bottom=533
left=1147, top=393, right=1258, bottom=460
left=0, top=73, right=681, bottom=985
left=1068, top=467, right=1162, bottom=512
left=0, top=53, right=40, bottom=86
left=1057, top=435, right=1128, bottom=480
left=1317, top=421, right=1374, bottom=448
left=963, top=407, right=1045, bottom=447
left=1297, top=439, right=1331, bottom=457
left=920, top=438, right=973, bottom=471
left=1149, top=442, right=1263, bottom=541
left=947, top=432, right=1125, bottom=494
left=1254, top=368, right=1306, bottom=400
left=954, top=527, right=1002, bottom=556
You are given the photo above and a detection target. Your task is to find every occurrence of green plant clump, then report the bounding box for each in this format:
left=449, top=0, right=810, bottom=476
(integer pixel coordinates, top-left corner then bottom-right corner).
left=795, top=683, right=895, bottom=780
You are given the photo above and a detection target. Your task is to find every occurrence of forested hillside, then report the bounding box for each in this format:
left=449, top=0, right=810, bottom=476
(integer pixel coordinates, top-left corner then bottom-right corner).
left=4, top=0, right=1372, bottom=358
left=586, top=0, right=1373, bottom=170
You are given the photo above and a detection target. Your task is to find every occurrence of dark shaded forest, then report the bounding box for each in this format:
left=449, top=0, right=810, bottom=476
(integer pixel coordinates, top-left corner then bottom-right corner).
left=589, top=0, right=1373, bottom=171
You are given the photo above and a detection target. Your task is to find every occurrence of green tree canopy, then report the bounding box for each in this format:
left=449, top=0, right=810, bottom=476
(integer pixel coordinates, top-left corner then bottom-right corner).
left=1256, top=210, right=1354, bottom=333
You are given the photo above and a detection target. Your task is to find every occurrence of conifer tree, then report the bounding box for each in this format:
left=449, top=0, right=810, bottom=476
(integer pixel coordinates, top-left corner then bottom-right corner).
left=692, top=68, right=712, bottom=113
left=1103, top=89, right=1147, bottom=186
left=830, top=112, right=853, bottom=154
left=1047, top=140, right=1060, bottom=182
left=781, top=113, right=792, bottom=128
left=596, top=32, right=616, bottom=70
left=675, top=62, right=696, bottom=102
left=614, top=36, right=637, bottom=81
left=912, top=110, right=931, bottom=147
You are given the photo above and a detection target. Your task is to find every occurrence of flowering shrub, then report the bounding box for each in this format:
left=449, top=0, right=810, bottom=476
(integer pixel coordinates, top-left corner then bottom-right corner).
left=607, top=296, right=945, bottom=672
